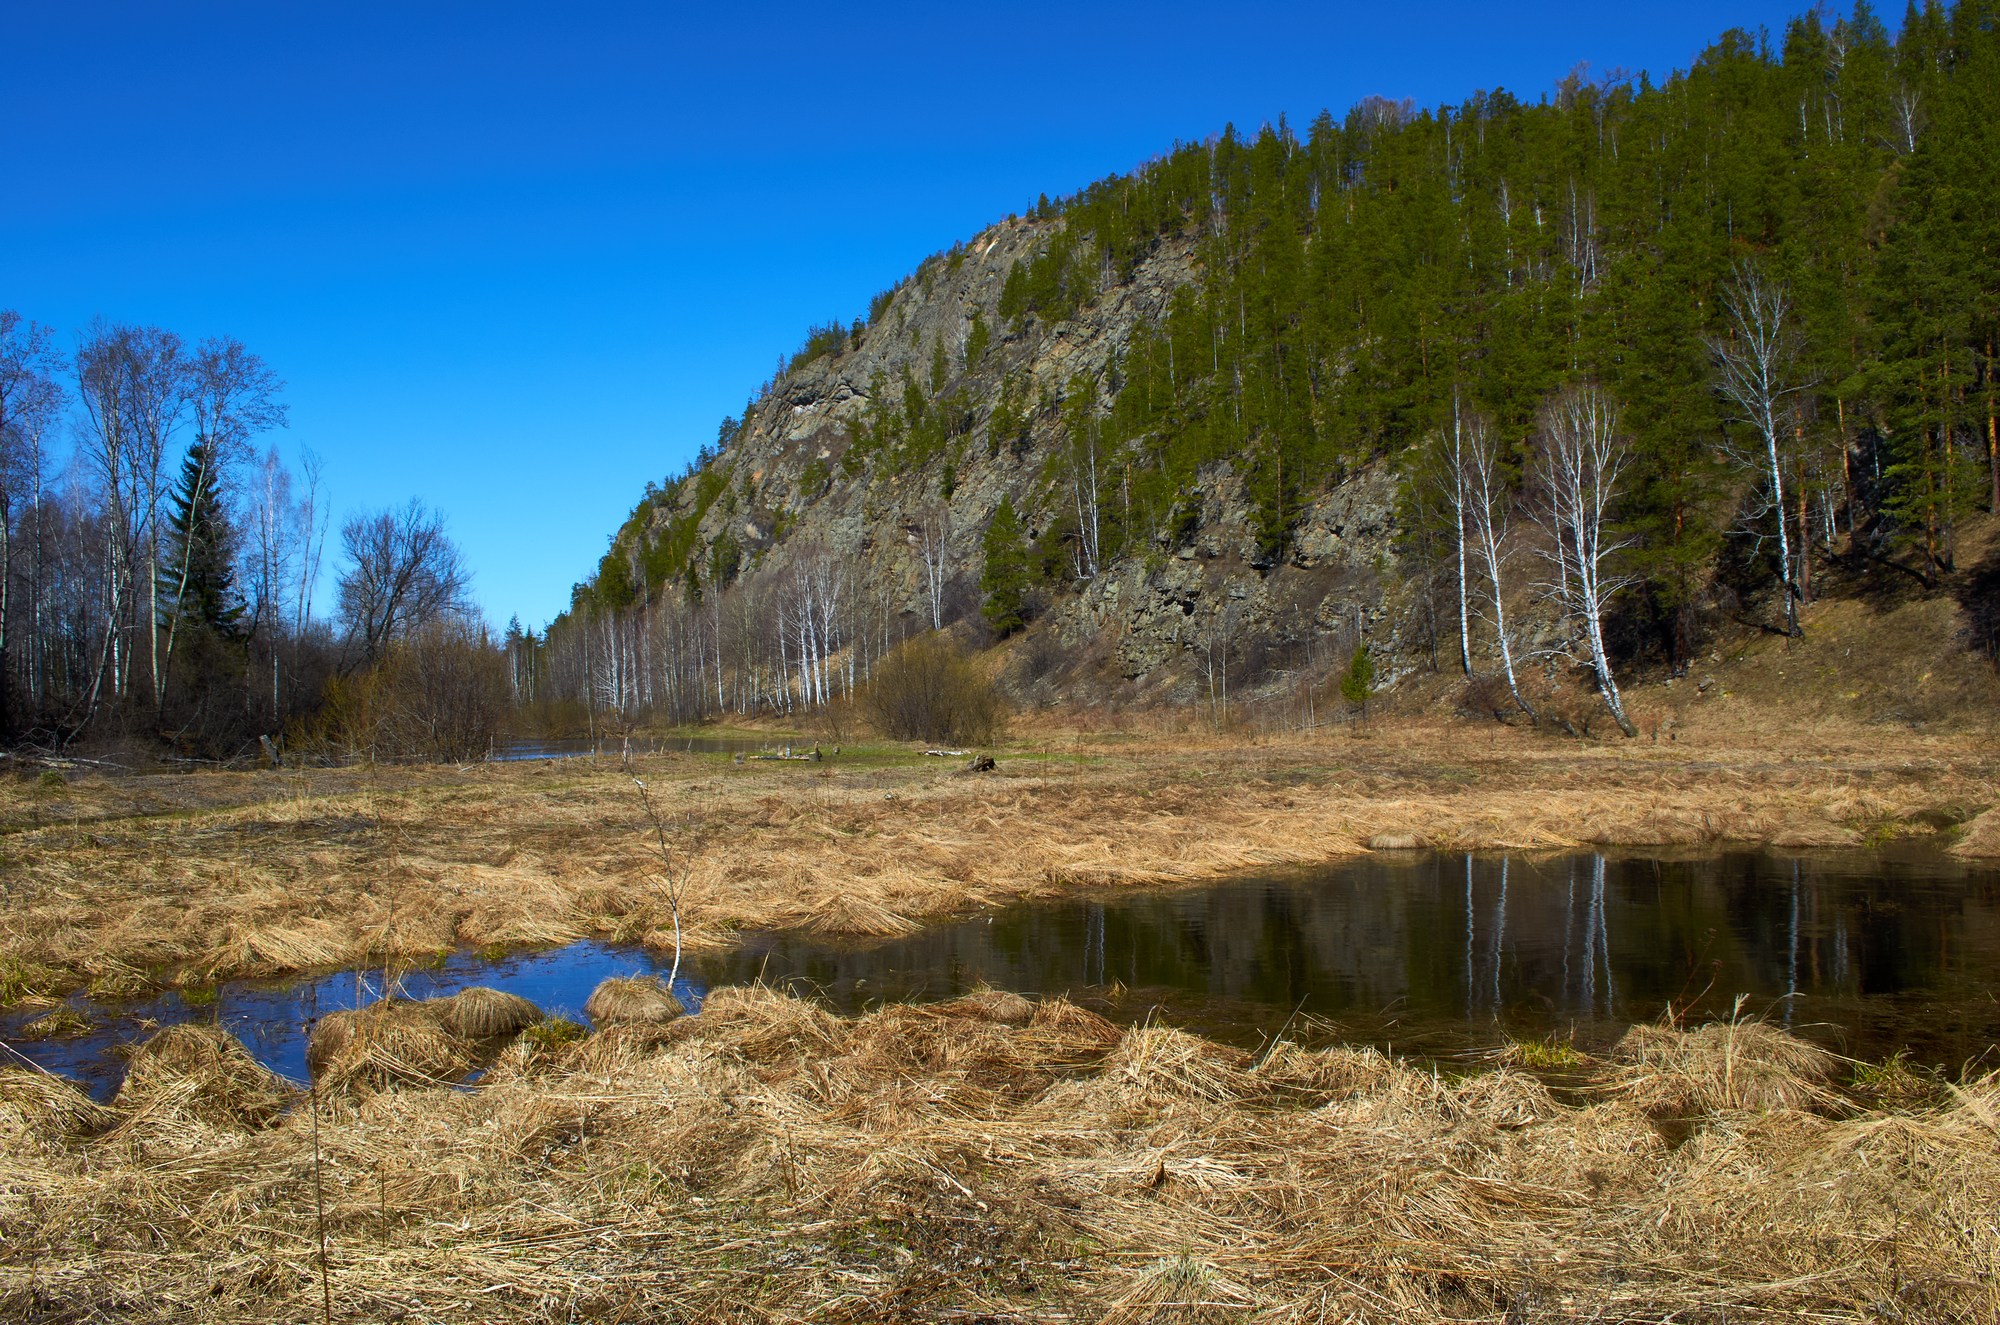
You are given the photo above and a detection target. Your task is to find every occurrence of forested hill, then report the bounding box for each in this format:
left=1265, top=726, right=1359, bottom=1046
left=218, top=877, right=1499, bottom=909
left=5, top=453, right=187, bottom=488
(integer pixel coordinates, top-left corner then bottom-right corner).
left=520, top=0, right=2000, bottom=724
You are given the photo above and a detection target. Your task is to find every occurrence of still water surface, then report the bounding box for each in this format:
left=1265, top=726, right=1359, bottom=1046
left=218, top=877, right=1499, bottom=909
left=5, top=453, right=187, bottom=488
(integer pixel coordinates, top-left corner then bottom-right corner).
left=491, top=734, right=787, bottom=761
left=6, top=847, right=1996, bottom=1099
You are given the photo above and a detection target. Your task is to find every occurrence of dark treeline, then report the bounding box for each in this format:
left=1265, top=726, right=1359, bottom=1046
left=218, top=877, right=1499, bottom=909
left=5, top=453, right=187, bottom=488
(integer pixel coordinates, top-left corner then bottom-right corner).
left=530, top=1, right=2000, bottom=732
left=0, top=315, right=503, bottom=759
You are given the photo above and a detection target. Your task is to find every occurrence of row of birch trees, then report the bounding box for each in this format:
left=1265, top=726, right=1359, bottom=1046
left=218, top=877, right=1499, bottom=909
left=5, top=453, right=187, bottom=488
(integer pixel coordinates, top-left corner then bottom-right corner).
left=1420, top=260, right=1853, bottom=735
left=516, top=539, right=947, bottom=727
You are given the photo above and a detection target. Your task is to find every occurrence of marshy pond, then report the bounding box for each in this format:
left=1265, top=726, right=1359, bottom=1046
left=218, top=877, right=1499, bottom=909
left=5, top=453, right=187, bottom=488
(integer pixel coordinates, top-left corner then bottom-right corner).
left=491, top=734, right=792, bottom=761
left=7, top=847, right=1997, bottom=1099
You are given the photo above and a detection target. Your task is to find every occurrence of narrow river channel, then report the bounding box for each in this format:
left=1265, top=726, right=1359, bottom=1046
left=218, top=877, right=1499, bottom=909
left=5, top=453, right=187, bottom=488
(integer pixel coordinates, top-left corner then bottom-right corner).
left=6, top=846, right=1995, bottom=1099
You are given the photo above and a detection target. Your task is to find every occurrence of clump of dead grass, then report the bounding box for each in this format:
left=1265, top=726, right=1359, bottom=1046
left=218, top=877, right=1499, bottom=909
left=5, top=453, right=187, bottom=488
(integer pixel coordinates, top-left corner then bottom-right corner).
left=0, top=1067, right=114, bottom=1139
left=799, top=892, right=921, bottom=937
left=583, top=975, right=683, bottom=1025
left=307, top=997, right=478, bottom=1092
left=942, top=986, right=1034, bottom=1024
left=437, top=986, right=543, bottom=1039
left=1612, top=1017, right=1841, bottom=1116
left=1953, top=805, right=2000, bottom=858
left=20, top=1006, right=92, bottom=1039
left=113, top=1023, right=293, bottom=1129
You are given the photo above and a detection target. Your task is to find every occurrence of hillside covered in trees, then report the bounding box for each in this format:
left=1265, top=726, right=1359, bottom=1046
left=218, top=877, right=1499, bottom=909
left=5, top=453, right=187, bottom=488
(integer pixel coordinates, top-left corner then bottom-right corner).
left=521, top=0, right=1998, bottom=732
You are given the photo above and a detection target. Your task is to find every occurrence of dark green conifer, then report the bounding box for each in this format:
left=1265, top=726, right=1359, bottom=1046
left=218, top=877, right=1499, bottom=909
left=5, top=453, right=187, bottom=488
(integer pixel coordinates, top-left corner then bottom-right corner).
left=980, top=495, right=1031, bottom=637
left=160, top=440, right=244, bottom=640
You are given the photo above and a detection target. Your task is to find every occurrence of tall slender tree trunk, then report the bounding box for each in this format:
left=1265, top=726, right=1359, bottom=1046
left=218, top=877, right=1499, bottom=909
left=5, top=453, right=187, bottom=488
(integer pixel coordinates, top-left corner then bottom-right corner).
left=1797, top=488, right=1813, bottom=604
left=1986, top=341, right=1998, bottom=513
left=1449, top=403, right=1471, bottom=676
left=0, top=493, right=12, bottom=735
left=1761, top=421, right=1798, bottom=636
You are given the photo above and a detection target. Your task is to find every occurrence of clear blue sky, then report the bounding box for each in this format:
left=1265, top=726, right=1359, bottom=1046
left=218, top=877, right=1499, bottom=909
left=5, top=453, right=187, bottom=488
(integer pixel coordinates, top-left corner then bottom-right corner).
left=3, top=1, right=1814, bottom=630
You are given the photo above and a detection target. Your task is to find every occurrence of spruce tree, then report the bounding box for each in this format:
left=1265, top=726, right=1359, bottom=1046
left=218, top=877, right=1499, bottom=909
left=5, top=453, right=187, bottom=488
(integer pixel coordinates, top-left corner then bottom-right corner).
left=980, top=495, right=1031, bottom=637
left=160, top=439, right=244, bottom=640
left=1340, top=642, right=1375, bottom=717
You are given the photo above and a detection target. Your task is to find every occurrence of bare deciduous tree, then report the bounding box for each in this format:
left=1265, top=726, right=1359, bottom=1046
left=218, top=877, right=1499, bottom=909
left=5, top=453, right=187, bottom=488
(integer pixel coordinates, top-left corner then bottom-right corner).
left=1532, top=384, right=1637, bottom=738
left=336, top=499, right=472, bottom=665
left=159, top=339, right=287, bottom=710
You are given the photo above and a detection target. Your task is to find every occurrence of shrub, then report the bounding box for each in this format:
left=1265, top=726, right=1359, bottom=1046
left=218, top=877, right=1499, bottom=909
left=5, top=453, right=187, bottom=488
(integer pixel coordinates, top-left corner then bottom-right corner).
left=321, top=620, right=511, bottom=762
left=864, top=635, right=1007, bottom=745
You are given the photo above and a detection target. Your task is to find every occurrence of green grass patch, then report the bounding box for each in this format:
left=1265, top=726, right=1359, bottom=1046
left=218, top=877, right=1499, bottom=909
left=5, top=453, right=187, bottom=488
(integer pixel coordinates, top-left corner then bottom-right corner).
left=0, top=954, right=68, bottom=1004
left=1507, top=1034, right=1588, bottom=1070
left=518, top=1016, right=588, bottom=1051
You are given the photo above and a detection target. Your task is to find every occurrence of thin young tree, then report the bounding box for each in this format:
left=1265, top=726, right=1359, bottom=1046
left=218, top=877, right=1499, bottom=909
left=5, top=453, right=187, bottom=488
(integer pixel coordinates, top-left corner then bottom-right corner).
left=633, top=777, right=691, bottom=990
left=1459, top=410, right=1537, bottom=725
left=1532, top=384, right=1637, bottom=738
left=1711, top=261, right=1810, bottom=637
left=243, top=447, right=297, bottom=720
left=1444, top=404, right=1473, bottom=676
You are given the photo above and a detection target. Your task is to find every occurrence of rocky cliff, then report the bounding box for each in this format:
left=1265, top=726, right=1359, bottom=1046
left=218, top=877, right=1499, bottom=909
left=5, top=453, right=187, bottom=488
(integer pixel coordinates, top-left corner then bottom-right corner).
left=601, top=210, right=1413, bottom=708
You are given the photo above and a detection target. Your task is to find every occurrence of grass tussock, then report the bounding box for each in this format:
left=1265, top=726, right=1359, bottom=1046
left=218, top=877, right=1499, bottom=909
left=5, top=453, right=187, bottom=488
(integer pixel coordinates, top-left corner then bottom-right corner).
left=20, top=1006, right=92, bottom=1039
left=1613, top=1018, right=1842, bottom=1115
left=112, top=1023, right=294, bottom=1130
left=799, top=891, right=922, bottom=937
left=0, top=1068, right=114, bottom=1140
left=582, top=975, right=683, bottom=1025
left=437, top=985, right=543, bottom=1039
left=7, top=996, right=1992, bottom=1321
left=307, top=997, right=481, bottom=1092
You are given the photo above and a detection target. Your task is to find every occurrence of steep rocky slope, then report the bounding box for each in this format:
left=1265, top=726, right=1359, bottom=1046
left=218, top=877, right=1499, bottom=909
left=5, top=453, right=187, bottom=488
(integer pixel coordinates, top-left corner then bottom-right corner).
left=619, top=213, right=1411, bottom=706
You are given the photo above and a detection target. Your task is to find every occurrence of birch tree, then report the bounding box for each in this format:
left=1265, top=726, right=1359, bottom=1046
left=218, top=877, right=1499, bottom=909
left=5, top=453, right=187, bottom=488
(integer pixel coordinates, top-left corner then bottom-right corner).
left=119, top=327, right=192, bottom=709
left=1532, top=384, right=1637, bottom=738
left=1062, top=376, right=1102, bottom=578
left=0, top=314, right=65, bottom=733
left=74, top=324, right=141, bottom=706
left=1434, top=404, right=1473, bottom=676
left=1711, top=261, right=1809, bottom=637
left=1458, top=410, right=1536, bottom=724
left=914, top=505, right=949, bottom=631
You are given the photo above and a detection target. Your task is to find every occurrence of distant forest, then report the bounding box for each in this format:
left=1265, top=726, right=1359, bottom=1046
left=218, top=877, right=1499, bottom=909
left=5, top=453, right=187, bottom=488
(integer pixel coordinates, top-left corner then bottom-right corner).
left=518, top=0, right=1996, bottom=727
left=0, top=319, right=502, bottom=759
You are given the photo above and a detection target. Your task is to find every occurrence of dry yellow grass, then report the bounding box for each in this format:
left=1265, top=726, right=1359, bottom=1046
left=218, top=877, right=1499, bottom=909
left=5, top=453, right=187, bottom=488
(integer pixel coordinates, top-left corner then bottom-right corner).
left=582, top=974, right=683, bottom=1024
left=307, top=997, right=482, bottom=1093
left=3, top=996, right=1996, bottom=1322
left=0, top=708, right=1992, bottom=1003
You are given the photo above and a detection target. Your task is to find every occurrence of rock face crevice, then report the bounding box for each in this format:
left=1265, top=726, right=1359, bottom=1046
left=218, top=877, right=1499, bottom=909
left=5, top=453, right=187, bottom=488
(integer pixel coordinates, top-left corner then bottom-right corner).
left=622, top=212, right=1407, bottom=699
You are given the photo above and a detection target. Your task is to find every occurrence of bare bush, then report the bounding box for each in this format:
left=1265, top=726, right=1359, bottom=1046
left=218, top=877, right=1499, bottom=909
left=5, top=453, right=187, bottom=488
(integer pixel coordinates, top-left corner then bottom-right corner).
left=863, top=634, right=1006, bottom=745
left=320, top=620, right=510, bottom=761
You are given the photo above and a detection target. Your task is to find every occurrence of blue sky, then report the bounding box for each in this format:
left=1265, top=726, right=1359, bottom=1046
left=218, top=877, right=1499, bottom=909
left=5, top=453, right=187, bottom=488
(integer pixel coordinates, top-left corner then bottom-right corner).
left=4, top=1, right=1817, bottom=629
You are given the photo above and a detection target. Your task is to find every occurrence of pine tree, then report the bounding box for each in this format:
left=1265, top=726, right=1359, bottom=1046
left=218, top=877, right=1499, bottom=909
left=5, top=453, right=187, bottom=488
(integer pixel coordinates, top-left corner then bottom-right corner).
left=160, top=439, right=244, bottom=640
left=980, top=495, right=1031, bottom=637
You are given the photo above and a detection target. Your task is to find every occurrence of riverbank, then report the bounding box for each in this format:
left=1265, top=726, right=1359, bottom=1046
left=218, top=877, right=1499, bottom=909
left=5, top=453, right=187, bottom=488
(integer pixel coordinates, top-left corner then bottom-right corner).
left=1, top=716, right=1995, bottom=1004
left=4, top=987, right=1996, bottom=1322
